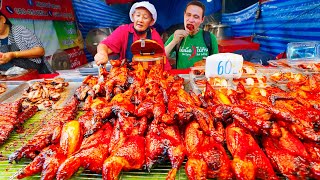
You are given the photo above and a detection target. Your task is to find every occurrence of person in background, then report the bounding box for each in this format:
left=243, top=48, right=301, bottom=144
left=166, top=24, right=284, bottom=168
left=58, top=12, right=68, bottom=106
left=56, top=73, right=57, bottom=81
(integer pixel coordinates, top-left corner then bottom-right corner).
left=95, top=1, right=171, bottom=70
left=165, top=0, right=219, bottom=69
left=0, top=11, right=51, bottom=74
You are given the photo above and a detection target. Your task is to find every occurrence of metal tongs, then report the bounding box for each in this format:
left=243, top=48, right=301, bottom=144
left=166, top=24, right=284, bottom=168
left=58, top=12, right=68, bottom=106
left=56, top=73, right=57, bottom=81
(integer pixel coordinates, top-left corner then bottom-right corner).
left=98, top=64, right=107, bottom=83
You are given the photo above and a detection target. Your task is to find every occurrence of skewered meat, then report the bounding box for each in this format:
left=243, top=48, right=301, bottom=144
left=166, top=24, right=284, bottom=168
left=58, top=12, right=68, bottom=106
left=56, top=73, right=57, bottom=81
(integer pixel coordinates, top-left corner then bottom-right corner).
left=263, top=127, right=317, bottom=179
left=186, top=24, right=194, bottom=31
left=128, top=63, right=146, bottom=89
left=0, top=100, right=37, bottom=145
left=17, top=120, right=82, bottom=179
left=105, top=66, right=128, bottom=101
left=16, top=144, right=66, bottom=179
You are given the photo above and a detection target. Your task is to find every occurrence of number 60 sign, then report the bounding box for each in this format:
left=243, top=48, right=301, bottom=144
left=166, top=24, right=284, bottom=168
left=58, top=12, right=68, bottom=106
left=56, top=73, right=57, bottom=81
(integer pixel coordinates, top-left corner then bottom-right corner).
left=205, top=53, right=243, bottom=79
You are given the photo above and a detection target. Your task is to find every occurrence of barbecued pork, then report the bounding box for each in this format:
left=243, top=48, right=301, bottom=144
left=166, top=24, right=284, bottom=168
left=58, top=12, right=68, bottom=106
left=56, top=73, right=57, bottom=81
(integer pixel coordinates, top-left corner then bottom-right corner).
left=0, top=99, right=37, bottom=145
left=9, top=96, right=79, bottom=162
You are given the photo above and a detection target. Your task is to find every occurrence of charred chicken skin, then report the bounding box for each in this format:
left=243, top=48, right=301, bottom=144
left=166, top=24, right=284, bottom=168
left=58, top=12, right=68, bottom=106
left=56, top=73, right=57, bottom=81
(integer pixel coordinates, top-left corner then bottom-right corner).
left=184, top=121, right=233, bottom=180
left=145, top=121, right=185, bottom=180
left=263, top=127, right=320, bottom=179
left=56, top=123, right=113, bottom=180
left=102, top=135, right=145, bottom=180
left=226, top=123, right=278, bottom=180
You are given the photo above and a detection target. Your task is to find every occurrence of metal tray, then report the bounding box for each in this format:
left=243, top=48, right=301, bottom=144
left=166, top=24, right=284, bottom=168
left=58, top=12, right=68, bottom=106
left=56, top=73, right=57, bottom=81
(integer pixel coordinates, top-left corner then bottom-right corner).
left=0, top=79, right=82, bottom=109
left=0, top=81, right=26, bottom=102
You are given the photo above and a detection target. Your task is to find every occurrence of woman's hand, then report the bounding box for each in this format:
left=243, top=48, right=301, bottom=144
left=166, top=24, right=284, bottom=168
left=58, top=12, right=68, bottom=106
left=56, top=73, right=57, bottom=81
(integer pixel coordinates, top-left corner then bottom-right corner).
left=94, top=52, right=108, bottom=65
left=94, top=44, right=112, bottom=65
left=0, top=52, right=15, bottom=65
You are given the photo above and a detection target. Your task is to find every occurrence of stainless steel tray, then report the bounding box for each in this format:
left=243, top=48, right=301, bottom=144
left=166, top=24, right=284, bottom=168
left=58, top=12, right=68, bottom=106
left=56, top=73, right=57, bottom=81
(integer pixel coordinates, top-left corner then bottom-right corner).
left=0, top=79, right=82, bottom=109
left=0, top=81, right=26, bottom=102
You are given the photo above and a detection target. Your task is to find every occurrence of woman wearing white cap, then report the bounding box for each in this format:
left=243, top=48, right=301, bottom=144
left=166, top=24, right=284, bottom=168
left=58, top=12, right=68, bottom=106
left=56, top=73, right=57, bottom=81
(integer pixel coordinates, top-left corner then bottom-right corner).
left=95, top=1, right=171, bottom=70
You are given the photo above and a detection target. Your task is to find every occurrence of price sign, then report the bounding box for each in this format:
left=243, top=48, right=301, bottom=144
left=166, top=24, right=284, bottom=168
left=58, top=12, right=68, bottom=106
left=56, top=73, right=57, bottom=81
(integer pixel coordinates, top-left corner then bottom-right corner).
left=205, top=53, right=243, bottom=78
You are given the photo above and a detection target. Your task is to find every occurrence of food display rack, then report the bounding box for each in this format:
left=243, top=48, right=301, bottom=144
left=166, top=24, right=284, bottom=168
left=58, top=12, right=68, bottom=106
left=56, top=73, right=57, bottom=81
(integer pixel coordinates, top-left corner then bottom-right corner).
left=0, top=76, right=191, bottom=179
left=0, top=63, right=319, bottom=179
left=0, top=111, right=188, bottom=180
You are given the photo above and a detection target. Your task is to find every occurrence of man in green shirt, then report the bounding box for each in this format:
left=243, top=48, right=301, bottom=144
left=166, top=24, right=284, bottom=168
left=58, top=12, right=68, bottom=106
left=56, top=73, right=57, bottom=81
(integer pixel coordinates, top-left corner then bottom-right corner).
left=165, top=1, right=218, bottom=69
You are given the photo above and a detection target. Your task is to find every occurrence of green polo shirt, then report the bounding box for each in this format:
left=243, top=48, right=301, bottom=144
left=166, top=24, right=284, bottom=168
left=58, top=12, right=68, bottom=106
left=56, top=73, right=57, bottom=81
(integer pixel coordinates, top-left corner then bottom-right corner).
left=165, top=29, right=218, bottom=69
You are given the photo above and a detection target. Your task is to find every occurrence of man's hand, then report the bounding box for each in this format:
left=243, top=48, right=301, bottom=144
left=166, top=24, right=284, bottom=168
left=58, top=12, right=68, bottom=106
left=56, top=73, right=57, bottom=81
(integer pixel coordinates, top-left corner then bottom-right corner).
left=94, top=52, right=108, bottom=65
left=0, top=52, right=15, bottom=65
left=173, top=30, right=189, bottom=44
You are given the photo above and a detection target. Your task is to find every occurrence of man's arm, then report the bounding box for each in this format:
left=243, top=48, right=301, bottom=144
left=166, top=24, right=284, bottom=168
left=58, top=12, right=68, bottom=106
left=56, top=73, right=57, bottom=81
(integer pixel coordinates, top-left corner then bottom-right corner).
left=165, top=30, right=189, bottom=57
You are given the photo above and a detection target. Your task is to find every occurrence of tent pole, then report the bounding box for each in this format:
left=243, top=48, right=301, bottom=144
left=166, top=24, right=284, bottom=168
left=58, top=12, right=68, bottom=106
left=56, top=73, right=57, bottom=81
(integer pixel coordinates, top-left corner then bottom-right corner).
left=222, top=0, right=225, bottom=13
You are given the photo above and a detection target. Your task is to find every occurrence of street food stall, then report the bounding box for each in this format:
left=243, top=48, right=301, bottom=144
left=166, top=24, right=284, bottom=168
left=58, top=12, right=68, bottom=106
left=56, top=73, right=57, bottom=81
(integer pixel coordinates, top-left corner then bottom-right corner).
left=1, top=0, right=320, bottom=180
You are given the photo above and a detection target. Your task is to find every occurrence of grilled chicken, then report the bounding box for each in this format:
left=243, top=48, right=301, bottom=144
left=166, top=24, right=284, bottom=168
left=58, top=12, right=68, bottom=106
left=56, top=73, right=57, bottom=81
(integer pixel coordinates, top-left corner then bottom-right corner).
left=17, top=144, right=66, bottom=180
left=145, top=121, right=185, bottom=180
left=56, top=123, right=113, bottom=180
left=17, top=120, right=82, bottom=180
left=263, top=127, right=320, bottom=179
left=226, top=123, right=278, bottom=180
left=185, top=121, right=233, bottom=180
left=103, top=135, right=145, bottom=180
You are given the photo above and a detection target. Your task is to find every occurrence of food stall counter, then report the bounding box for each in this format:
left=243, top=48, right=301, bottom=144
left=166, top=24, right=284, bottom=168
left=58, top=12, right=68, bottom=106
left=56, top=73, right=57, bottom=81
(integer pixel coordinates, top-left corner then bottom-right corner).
left=218, top=39, right=260, bottom=53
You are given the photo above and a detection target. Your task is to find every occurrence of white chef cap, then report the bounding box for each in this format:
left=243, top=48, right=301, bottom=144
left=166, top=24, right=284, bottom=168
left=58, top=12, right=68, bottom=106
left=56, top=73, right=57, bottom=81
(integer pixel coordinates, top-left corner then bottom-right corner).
left=129, top=1, right=157, bottom=25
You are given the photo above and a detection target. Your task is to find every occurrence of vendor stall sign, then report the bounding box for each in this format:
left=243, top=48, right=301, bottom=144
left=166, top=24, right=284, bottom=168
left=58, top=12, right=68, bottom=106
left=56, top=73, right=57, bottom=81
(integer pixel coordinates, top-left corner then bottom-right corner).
left=0, top=0, right=74, bottom=21
left=205, top=53, right=243, bottom=79
left=64, top=47, right=87, bottom=69
left=53, top=21, right=78, bottom=50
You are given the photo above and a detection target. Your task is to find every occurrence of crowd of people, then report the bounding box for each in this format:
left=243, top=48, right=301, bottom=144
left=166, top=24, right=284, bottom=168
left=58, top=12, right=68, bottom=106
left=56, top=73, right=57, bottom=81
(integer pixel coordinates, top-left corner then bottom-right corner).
left=0, top=0, right=218, bottom=73
left=95, top=0, right=219, bottom=70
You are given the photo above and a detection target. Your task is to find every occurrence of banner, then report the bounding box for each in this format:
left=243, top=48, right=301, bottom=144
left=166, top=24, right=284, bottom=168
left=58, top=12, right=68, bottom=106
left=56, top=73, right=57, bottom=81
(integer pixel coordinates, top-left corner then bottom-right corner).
left=0, top=0, right=74, bottom=21
left=64, top=47, right=87, bottom=69
left=53, top=21, right=78, bottom=50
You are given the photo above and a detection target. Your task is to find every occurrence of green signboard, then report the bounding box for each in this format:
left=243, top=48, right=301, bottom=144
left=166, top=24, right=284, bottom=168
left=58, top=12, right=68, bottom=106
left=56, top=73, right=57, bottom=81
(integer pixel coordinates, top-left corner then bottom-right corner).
left=53, top=21, right=78, bottom=50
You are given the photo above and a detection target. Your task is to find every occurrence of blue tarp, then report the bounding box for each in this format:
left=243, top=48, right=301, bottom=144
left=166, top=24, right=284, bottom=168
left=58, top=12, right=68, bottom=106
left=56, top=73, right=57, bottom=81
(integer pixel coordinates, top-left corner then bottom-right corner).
left=222, top=0, right=320, bottom=55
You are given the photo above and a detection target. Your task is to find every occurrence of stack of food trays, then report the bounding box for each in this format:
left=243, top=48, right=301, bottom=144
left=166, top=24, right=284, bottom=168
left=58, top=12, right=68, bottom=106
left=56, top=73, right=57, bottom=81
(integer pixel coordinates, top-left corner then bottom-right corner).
left=233, top=64, right=269, bottom=88
left=189, top=63, right=310, bottom=94
left=269, top=58, right=320, bottom=75
left=189, top=66, right=234, bottom=95
left=189, top=64, right=269, bottom=95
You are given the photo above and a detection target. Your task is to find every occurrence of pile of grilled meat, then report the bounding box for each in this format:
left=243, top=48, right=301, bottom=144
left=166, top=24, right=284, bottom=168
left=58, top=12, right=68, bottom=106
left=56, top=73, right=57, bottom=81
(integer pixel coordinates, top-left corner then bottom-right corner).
left=6, top=60, right=320, bottom=180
